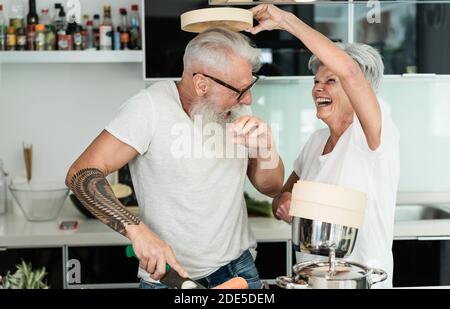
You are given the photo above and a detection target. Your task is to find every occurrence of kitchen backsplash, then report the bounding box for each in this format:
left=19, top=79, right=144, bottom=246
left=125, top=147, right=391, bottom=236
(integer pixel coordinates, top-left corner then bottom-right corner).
left=1, top=62, right=449, bottom=196
left=246, top=75, right=450, bottom=199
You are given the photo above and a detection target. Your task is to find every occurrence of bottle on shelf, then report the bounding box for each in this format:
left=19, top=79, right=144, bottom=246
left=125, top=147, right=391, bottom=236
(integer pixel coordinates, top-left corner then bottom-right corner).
left=129, top=4, right=141, bottom=50
left=16, top=27, right=26, bottom=50
left=53, top=4, right=61, bottom=23
left=40, top=8, right=52, bottom=28
left=80, top=14, right=89, bottom=49
left=73, top=24, right=83, bottom=50
left=37, top=7, right=55, bottom=50
left=113, top=30, right=120, bottom=51
left=99, top=5, right=113, bottom=50
left=27, top=0, right=39, bottom=27
left=82, top=14, right=89, bottom=29
left=66, top=14, right=76, bottom=35
left=54, top=3, right=66, bottom=33
left=85, top=20, right=95, bottom=50
left=57, top=29, right=71, bottom=51
left=26, top=23, right=35, bottom=50
left=6, top=26, right=17, bottom=50
left=0, top=4, right=6, bottom=51
left=25, top=1, right=38, bottom=51
left=119, top=8, right=129, bottom=50
left=34, top=23, right=45, bottom=50
left=9, top=0, right=25, bottom=30
left=66, top=14, right=78, bottom=50
left=93, top=14, right=100, bottom=50
left=0, top=159, right=7, bottom=215
left=45, top=27, right=56, bottom=50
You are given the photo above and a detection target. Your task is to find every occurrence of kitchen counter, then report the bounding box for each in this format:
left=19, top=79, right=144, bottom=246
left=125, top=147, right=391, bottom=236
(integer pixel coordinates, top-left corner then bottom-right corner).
left=0, top=201, right=291, bottom=248
left=2, top=201, right=450, bottom=248
left=395, top=220, right=450, bottom=239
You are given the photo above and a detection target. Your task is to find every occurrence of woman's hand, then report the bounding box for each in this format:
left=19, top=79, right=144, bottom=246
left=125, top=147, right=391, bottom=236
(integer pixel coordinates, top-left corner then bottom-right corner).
left=246, top=4, right=291, bottom=34
left=273, top=192, right=292, bottom=223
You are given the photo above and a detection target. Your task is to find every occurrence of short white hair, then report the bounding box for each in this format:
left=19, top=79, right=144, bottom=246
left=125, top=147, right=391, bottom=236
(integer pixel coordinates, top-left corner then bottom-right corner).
left=308, top=43, right=384, bottom=92
left=183, top=27, right=261, bottom=73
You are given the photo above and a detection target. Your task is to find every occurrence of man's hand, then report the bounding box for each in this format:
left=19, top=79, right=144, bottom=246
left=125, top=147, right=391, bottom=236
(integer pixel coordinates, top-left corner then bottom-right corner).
left=273, top=192, right=292, bottom=223
left=231, top=116, right=273, bottom=152
left=126, top=223, right=188, bottom=280
left=246, top=4, right=291, bottom=35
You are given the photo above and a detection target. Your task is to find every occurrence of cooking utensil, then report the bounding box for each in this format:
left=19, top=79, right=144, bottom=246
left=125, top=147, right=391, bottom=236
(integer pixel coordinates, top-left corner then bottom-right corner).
left=23, top=143, right=33, bottom=183
left=125, top=245, right=206, bottom=289
left=292, top=217, right=358, bottom=258
left=290, top=180, right=367, bottom=229
left=9, top=182, right=69, bottom=221
left=290, top=181, right=366, bottom=258
left=277, top=260, right=387, bottom=289
left=180, top=8, right=253, bottom=33
left=279, top=180, right=386, bottom=289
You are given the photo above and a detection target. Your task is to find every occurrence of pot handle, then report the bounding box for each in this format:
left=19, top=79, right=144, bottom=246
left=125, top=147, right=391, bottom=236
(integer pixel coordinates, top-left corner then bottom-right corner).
left=276, top=276, right=309, bottom=289
left=370, top=268, right=387, bottom=284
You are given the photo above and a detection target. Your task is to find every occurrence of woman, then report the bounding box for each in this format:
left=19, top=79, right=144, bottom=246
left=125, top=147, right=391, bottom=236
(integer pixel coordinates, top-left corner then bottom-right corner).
left=248, top=5, right=400, bottom=288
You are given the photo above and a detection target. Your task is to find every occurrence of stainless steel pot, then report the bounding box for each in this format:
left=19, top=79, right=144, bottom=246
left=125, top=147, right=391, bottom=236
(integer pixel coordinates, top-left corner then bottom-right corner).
left=276, top=260, right=387, bottom=289
left=292, top=217, right=358, bottom=258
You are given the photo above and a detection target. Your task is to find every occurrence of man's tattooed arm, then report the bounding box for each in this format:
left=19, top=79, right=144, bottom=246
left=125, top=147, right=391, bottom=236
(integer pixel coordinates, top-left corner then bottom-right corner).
left=69, top=167, right=141, bottom=236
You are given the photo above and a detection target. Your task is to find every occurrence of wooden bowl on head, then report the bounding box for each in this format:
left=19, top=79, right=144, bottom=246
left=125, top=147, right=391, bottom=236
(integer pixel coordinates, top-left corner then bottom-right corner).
left=181, top=8, right=253, bottom=33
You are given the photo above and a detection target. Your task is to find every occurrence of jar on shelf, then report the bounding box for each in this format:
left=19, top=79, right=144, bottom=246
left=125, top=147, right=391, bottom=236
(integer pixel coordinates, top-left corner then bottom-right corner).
left=6, top=26, right=16, bottom=50
left=34, top=23, right=45, bottom=51
left=16, top=27, right=26, bottom=50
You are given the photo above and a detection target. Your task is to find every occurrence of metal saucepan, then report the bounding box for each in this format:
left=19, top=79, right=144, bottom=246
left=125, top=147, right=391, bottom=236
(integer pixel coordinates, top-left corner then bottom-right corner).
left=277, top=260, right=387, bottom=289
left=292, top=217, right=358, bottom=258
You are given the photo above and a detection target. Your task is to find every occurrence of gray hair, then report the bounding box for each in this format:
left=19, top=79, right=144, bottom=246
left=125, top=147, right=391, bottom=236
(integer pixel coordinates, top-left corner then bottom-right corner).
left=183, top=27, right=261, bottom=74
left=308, top=43, right=384, bottom=92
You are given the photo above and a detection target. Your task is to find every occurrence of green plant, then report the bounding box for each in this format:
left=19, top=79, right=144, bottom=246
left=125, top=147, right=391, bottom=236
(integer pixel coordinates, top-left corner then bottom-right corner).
left=0, top=260, right=49, bottom=289
left=245, top=192, right=273, bottom=217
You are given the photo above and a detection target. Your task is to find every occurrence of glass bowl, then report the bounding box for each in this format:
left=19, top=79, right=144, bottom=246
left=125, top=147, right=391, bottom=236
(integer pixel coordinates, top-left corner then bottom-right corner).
left=9, top=182, right=69, bottom=221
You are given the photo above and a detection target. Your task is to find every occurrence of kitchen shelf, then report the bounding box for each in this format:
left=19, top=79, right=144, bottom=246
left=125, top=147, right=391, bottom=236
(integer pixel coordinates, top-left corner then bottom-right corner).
left=0, top=50, right=143, bottom=63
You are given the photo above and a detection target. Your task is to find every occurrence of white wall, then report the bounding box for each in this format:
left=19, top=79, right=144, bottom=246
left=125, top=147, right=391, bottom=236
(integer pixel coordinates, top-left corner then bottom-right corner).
left=0, top=63, right=145, bottom=183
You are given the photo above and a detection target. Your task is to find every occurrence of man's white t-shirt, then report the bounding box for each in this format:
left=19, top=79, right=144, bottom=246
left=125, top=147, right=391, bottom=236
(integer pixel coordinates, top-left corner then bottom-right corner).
left=293, top=104, right=400, bottom=288
left=105, top=81, right=257, bottom=280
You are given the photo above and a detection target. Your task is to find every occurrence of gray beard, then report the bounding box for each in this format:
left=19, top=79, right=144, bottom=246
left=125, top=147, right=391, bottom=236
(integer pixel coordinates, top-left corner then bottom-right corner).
left=188, top=99, right=251, bottom=158
left=189, top=99, right=248, bottom=127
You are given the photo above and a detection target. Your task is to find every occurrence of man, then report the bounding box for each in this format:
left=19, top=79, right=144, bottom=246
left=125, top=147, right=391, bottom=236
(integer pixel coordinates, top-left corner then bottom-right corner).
left=66, top=28, right=284, bottom=289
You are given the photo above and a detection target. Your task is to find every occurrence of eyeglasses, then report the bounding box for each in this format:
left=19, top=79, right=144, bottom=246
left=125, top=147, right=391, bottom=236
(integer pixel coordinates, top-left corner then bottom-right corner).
left=193, top=72, right=260, bottom=101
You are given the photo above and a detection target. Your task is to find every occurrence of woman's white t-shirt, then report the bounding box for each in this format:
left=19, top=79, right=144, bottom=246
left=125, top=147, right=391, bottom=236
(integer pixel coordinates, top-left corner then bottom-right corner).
left=293, top=104, right=400, bottom=288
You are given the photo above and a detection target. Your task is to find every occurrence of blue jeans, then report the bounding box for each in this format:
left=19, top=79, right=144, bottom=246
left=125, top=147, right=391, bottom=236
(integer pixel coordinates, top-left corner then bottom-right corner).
left=139, top=249, right=262, bottom=289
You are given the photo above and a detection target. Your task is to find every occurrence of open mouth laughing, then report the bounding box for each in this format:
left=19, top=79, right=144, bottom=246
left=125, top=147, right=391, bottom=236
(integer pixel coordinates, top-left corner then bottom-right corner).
left=316, top=97, right=333, bottom=107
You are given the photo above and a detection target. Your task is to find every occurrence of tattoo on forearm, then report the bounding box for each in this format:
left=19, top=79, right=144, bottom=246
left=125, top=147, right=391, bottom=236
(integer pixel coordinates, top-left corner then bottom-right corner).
left=69, top=168, right=141, bottom=236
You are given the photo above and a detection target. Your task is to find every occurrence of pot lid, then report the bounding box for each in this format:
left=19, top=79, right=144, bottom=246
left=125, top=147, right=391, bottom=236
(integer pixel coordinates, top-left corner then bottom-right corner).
left=294, top=260, right=371, bottom=281
left=180, top=8, right=253, bottom=33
